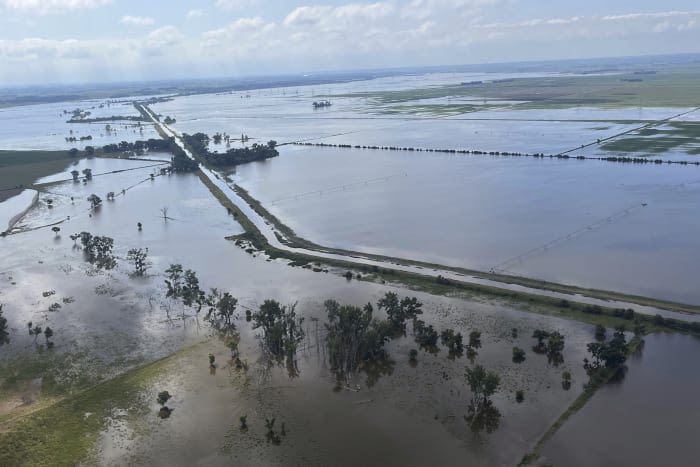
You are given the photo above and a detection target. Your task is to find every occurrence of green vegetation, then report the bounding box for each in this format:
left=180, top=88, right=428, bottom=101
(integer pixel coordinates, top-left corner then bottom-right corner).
left=77, top=232, right=116, bottom=270
left=600, top=121, right=700, bottom=154
left=0, top=303, right=8, bottom=346
left=512, top=346, right=526, bottom=363
left=324, top=299, right=391, bottom=383
left=126, top=248, right=150, bottom=276
left=0, top=150, right=78, bottom=201
left=0, top=344, right=194, bottom=466
left=182, top=132, right=279, bottom=167
left=252, top=300, right=305, bottom=374
left=465, top=365, right=501, bottom=434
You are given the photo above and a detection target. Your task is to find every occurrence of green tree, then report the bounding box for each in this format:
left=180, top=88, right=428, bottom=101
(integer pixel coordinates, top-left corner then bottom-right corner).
left=0, top=304, right=9, bottom=346
left=126, top=248, right=150, bottom=276
left=78, top=232, right=116, bottom=269
left=87, top=194, right=101, bottom=209
left=465, top=365, right=501, bottom=434
left=512, top=346, right=526, bottom=363
left=44, top=326, right=54, bottom=346
left=324, top=300, right=389, bottom=383
left=253, top=300, right=305, bottom=374
left=595, top=324, right=607, bottom=341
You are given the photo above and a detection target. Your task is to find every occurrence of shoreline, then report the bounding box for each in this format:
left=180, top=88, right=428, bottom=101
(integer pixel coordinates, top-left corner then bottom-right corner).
left=1, top=189, right=38, bottom=232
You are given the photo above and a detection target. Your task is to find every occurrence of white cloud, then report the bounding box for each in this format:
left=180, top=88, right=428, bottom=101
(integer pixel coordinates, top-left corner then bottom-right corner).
left=2, top=3, right=700, bottom=84
left=121, top=15, right=155, bottom=27
left=186, top=9, right=204, bottom=19
left=0, top=0, right=111, bottom=13
left=215, top=0, right=259, bottom=11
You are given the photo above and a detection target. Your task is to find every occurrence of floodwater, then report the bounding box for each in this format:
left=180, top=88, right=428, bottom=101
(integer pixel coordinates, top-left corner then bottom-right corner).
left=0, top=189, right=36, bottom=230
left=0, top=99, right=159, bottom=151
left=1, top=157, right=597, bottom=465
left=540, top=333, right=700, bottom=466
left=234, top=145, right=700, bottom=304
left=147, top=72, right=700, bottom=304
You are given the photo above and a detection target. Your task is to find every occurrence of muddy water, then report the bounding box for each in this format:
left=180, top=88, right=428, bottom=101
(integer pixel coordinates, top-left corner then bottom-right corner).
left=540, top=333, right=700, bottom=466
left=102, top=292, right=597, bottom=467
left=1, top=158, right=599, bottom=465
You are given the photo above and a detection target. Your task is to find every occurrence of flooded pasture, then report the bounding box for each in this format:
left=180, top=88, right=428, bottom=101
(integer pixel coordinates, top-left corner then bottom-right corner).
left=540, top=333, right=700, bottom=467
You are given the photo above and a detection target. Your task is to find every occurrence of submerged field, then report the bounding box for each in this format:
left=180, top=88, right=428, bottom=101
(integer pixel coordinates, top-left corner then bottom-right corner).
left=2, top=66, right=700, bottom=465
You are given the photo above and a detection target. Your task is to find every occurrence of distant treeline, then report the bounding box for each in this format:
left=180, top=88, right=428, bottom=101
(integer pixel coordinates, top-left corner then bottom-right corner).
left=67, top=116, right=146, bottom=124
left=292, top=142, right=700, bottom=166
left=69, top=137, right=198, bottom=173
left=182, top=132, right=279, bottom=167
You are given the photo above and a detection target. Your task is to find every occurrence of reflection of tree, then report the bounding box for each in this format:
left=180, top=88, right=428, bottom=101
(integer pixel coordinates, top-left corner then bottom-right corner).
left=465, top=365, right=501, bottom=434
left=466, top=401, right=501, bottom=434
left=363, top=358, right=395, bottom=388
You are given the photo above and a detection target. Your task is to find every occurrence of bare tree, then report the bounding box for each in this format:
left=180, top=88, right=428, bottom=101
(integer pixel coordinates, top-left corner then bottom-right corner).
left=160, top=206, right=169, bottom=221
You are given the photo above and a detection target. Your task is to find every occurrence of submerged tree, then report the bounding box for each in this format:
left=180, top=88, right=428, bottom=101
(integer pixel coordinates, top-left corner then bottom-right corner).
left=440, top=328, right=464, bottom=357
left=127, top=248, right=150, bottom=276
left=157, top=391, right=173, bottom=418
left=324, top=299, right=390, bottom=383
left=164, top=264, right=204, bottom=320
left=413, top=319, right=439, bottom=350
left=252, top=300, right=305, bottom=374
left=87, top=194, right=101, bottom=209
left=464, top=365, right=501, bottom=434
left=512, top=346, right=526, bottom=363
left=0, top=304, right=9, bottom=346
left=584, top=326, right=629, bottom=386
left=377, top=292, right=422, bottom=335
left=77, top=232, right=116, bottom=269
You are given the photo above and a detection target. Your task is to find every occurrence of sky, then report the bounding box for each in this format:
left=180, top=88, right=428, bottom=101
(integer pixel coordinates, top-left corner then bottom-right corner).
left=0, top=0, right=699, bottom=85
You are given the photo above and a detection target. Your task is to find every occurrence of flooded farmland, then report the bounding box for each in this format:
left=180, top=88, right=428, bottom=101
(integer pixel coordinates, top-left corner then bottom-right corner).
left=2, top=65, right=700, bottom=466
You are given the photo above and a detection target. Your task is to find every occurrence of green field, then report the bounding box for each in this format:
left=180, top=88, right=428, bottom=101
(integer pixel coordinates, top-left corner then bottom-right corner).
left=0, top=150, right=76, bottom=202
left=330, top=70, right=700, bottom=111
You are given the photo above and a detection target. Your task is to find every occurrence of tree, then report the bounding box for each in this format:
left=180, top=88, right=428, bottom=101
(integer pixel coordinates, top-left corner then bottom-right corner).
left=562, top=371, right=572, bottom=390
left=253, top=300, right=305, bottom=371
left=71, top=170, right=80, bottom=182
left=78, top=232, right=116, bottom=269
left=87, top=194, right=102, bottom=209
left=44, top=326, right=54, bottom=346
left=164, top=264, right=184, bottom=301
left=127, top=248, right=150, bottom=276
left=532, top=329, right=550, bottom=353
left=82, top=168, right=92, bottom=180
left=0, top=304, right=9, bottom=346
left=515, top=390, right=524, bottom=403
left=324, top=300, right=389, bottom=383
left=377, top=292, right=422, bottom=334
left=157, top=390, right=173, bottom=418
left=52, top=226, right=60, bottom=237
left=160, top=206, right=169, bottom=221
left=440, top=328, right=464, bottom=356
left=512, top=346, right=526, bottom=363
left=465, top=365, right=501, bottom=434
left=595, top=324, right=607, bottom=341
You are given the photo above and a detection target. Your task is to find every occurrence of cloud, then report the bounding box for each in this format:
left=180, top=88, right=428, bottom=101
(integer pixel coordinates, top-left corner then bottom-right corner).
left=2, top=3, right=700, bottom=84
left=0, top=0, right=111, bottom=13
left=121, top=15, right=155, bottom=27
left=215, top=0, right=259, bottom=11
left=186, top=9, right=204, bottom=19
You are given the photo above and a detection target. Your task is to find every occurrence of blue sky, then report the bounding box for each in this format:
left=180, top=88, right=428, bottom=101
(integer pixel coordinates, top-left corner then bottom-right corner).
left=1, top=0, right=699, bottom=85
